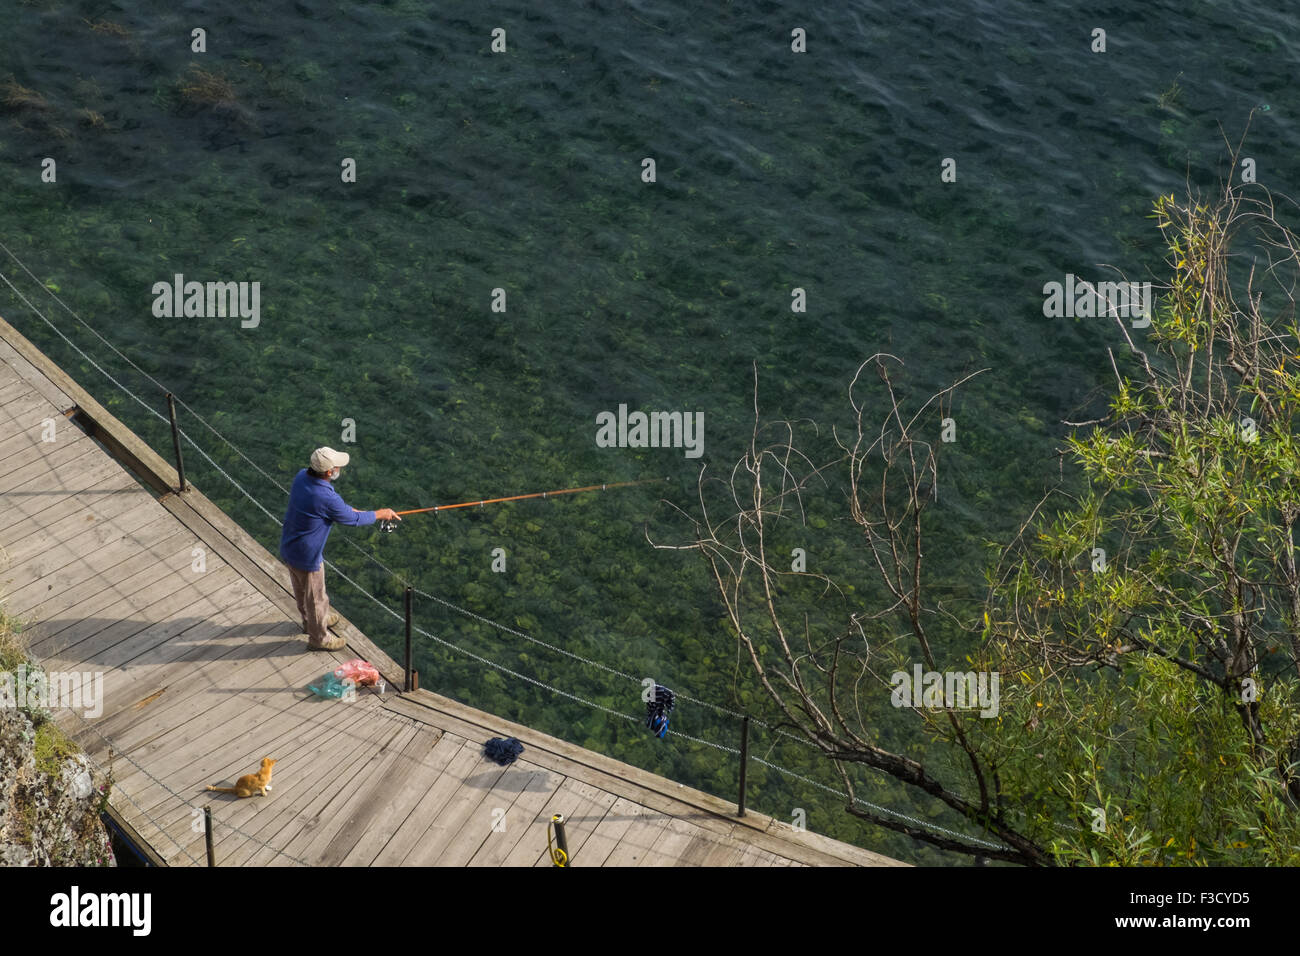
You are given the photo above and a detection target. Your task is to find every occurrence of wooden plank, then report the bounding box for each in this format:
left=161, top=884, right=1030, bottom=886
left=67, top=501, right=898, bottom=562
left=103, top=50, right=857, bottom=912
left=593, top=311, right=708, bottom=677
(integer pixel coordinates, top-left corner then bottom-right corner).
left=82, top=572, right=260, bottom=673
left=0, top=496, right=168, bottom=588
left=0, top=432, right=107, bottom=495
left=87, top=618, right=283, bottom=764
left=0, top=426, right=93, bottom=484
left=0, top=386, right=70, bottom=434
left=0, top=429, right=107, bottom=492
left=0, top=319, right=179, bottom=497
left=124, top=668, right=376, bottom=831
left=87, top=643, right=333, bottom=792
left=639, top=815, right=706, bottom=867
left=0, top=375, right=36, bottom=404
left=0, top=453, right=133, bottom=532
left=337, top=729, right=463, bottom=866
left=0, top=457, right=122, bottom=531
left=40, top=584, right=275, bottom=767
left=0, top=337, right=74, bottom=409
left=1, top=505, right=177, bottom=598
left=594, top=798, right=671, bottom=868
left=245, top=708, right=413, bottom=867
left=47, top=565, right=243, bottom=671
left=136, top=702, right=376, bottom=867
left=0, top=362, right=31, bottom=389
left=0, top=397, right=48, bottom=436
left=306, top=719, right=447, bottom=866
left=735, top=843, right=782, bottom=867
left=737, top=814, right=905, bottom=868
left=6, top=527, right=199, bottom=641
left=435, top=761, right=565, bottom=867
left=696, top=833, right=748, bottom=867
left=113, top=649, right=334, bottom=777
left=382, top=693, right=766, bottom=848
left=84, top=613, right=308, bottom=751
left=22, top=530, right=217, bottom=655
left=0, top=385, right=55, bottom=432
left=55, top=578, right=268, bottom=707
left=465, top=763, right=570, bottom=867
left=105, top=685, right=325, bottom=819
left=0, top=471, right=152, bottom=554
left=0, top=363, right=23, bottom=393
left=219, top=712, right=400, bottom=868
left=397, top=745, right=511, bottom=866
left=22, top=529, right=207, bottom=656
left=0, top=364, right=50, bottom=398
left=367, top=737, right=483, bottom=866
left=762, top=819, right=909, bottom=867
left=192, top=703, right=385, bottom=865
left=280, top=716, right=426, bottom=865
left=154, top=696, right=378, bottom=856
left=0, top=440, right=140, bottom=507
left=0, top=381, right=63, bottom=419
left=516, top=776, right=619, bottom=868
left=673, top=830, right=731, bottom=867
left=80, top=626, right=330, bottom=753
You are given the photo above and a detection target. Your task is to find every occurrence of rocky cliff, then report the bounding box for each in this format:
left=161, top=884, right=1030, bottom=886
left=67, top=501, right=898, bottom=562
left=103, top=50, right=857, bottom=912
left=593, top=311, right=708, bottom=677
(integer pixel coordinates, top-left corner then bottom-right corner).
left=0, top=616, right=116, bottom=866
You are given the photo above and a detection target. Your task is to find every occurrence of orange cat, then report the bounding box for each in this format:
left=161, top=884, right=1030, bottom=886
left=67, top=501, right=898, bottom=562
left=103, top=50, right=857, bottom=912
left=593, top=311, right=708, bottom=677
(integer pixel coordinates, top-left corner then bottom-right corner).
left=206, top=757, right=277, bottom=797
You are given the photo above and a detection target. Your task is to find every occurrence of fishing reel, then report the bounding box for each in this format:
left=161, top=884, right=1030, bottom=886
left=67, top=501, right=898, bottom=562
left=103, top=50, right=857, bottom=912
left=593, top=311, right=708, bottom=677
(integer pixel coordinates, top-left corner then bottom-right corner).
left=379, top=519, right=399, bottom=533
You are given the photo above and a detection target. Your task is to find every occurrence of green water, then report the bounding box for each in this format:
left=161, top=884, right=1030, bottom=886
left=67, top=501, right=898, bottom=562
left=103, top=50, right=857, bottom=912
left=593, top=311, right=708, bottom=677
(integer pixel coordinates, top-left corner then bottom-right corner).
left=1, top=0, right=1296, bottom=863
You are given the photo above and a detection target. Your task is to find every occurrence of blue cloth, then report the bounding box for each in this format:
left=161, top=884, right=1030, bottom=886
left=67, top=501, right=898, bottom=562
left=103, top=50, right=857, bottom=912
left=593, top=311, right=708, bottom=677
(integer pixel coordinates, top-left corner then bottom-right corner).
left=484, top=737, right=524, bottom=766
left=279, top=468, right=376, bottom=571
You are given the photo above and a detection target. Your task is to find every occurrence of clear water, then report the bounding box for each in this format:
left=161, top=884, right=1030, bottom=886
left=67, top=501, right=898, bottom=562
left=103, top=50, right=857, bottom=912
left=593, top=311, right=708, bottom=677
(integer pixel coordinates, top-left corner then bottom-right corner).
left=1, top=0, right=1294, bottom=862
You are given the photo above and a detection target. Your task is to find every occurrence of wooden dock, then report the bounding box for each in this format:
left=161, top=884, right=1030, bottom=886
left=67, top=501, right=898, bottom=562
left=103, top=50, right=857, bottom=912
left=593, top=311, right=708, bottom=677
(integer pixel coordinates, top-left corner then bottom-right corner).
left=0, top=314, right=904, bottom=867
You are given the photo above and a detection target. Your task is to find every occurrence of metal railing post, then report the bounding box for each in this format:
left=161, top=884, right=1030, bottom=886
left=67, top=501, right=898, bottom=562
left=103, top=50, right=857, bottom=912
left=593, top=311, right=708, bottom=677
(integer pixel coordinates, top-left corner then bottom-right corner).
left=550, top=814, right=569, bottom=867
left=166, top=393, right=186, bottom=493
left=404, top=586, right=413, bottom=692
left=737, top=715, right=750, bottom=817
left=204, top=806, right=215, bottom=866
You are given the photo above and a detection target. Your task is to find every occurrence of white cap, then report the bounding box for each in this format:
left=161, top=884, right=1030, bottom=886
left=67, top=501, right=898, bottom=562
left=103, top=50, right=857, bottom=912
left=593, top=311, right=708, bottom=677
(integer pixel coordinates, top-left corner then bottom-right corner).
left=310, top=447, right=350, bottom=472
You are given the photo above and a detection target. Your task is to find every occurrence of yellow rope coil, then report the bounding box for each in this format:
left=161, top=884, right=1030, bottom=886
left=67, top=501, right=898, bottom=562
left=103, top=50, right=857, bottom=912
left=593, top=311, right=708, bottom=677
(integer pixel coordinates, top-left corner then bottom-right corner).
left=547, top=820, right=569, bottom=867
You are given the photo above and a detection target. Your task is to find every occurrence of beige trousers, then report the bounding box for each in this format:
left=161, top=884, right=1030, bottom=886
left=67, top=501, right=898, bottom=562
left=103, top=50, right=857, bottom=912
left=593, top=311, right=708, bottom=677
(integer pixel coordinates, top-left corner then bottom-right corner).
left=286, top=563, right=330, bottom=645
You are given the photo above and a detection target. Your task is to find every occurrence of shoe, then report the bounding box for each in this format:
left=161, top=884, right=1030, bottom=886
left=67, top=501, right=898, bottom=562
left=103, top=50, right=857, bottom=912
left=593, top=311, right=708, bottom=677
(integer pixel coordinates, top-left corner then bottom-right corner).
left=301, top=612, right=341, bottom=632
left=307, top=635, right=347, bottom=651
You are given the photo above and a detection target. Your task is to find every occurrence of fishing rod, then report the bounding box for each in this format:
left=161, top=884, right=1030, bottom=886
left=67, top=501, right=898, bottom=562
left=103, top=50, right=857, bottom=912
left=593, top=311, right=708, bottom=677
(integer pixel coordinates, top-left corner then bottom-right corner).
left=377, top=477, right=671, bottom=532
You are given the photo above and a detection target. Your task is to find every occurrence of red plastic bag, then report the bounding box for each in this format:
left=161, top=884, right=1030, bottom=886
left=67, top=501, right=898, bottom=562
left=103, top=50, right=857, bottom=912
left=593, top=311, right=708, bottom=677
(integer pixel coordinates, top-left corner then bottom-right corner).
left=334, top=658, right=381, bottom=687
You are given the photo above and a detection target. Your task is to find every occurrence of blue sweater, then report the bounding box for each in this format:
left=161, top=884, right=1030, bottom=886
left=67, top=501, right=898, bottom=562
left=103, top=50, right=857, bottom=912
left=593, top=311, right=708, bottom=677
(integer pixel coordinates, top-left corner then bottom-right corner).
left=279, top=468, right=376, bottom=571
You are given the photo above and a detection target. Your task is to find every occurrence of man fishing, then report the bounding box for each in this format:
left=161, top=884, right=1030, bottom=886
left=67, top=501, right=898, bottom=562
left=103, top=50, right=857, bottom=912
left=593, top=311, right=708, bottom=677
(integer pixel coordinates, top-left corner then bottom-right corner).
left=280, top=447, right=401, bottom=650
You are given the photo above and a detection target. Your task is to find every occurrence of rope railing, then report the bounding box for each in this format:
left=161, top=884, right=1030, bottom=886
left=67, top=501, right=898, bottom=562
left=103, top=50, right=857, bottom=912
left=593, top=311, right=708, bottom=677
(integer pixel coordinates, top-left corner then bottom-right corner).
left=0, top=248, right=1019, bottom=856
